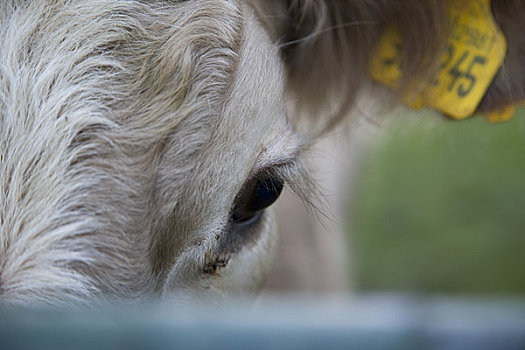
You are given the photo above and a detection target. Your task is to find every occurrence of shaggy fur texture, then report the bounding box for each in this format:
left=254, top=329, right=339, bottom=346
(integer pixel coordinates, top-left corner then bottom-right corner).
left=1, top=0, right=523, bottom=306
left=1, top=0, right=304, bottom=305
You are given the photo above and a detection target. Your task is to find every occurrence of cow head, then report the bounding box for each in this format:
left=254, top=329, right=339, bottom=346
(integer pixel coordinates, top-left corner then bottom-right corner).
left=1, top=0, right=523, bottom=306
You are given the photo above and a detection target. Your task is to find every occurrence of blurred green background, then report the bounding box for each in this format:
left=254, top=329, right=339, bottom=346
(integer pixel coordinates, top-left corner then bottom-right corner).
left=350, top=108, right=525, bottom=295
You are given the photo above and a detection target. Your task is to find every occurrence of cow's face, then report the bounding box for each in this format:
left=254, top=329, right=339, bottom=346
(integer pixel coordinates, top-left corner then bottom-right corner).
left=0, top=0, right=309, bottom=305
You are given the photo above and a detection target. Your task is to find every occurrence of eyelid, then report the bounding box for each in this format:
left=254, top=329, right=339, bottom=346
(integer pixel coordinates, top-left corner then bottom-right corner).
left=247, top=157, right=298, bottom=183
left=237, top=149, right=316, bottom=218
left=236, top=162, right=290, bottom=203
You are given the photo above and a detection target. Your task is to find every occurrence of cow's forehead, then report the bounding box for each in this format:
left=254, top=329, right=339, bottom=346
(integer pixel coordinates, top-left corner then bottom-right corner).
left=164, top=8, right=295, bottom=225
left=0, top=0, right=296, bottom=303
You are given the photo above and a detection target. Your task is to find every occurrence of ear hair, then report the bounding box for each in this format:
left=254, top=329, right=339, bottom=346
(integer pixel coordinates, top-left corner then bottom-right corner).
left=253, top=0, right=525, bottom=132
left=253, top=0, right=448, bottom=134
left=479, top=1, right=525, bottom=113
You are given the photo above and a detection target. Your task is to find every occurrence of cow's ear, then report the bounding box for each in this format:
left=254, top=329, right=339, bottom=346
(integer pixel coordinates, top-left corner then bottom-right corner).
left=252, top=0, right=449, bottom=134
left=479, top=1, right=525, bottom=113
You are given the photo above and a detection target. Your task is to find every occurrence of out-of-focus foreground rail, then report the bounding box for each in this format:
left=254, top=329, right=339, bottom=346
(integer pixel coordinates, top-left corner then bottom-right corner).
left=1, top=294, right=524, bottom=350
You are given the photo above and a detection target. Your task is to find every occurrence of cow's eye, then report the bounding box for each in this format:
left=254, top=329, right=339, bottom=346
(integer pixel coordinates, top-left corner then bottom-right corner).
left=231, top=172, right=284, bottom=225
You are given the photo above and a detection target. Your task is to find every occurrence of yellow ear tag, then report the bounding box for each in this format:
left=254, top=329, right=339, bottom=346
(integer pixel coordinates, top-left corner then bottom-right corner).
left=370, top=0, right=507, bottom=120
left=485, top=104, right=517, bottom=123
left=369, top=27, right=427, bottom=110
left=369, top=27, right=404, bottom=90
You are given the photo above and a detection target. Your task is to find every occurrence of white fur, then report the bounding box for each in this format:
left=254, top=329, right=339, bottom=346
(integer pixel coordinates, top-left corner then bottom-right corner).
left=0, top=0, right=308, bottom=306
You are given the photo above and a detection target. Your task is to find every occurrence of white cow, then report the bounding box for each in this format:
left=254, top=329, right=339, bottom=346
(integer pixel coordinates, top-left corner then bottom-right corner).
left=1, top=0, right=520, bottom=305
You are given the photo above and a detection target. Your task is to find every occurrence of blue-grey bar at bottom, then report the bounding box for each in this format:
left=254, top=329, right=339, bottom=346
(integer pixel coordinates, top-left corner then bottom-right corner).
left=1, top=294, right=524, bottom=350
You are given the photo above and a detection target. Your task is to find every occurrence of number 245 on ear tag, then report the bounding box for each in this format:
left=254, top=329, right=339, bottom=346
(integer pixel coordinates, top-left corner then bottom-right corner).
left=370, top=0, right=507, bottom=120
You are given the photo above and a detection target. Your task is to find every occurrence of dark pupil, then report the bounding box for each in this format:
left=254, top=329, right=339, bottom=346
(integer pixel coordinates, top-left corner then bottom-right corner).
left=232, top=177, right=284, bottom=223
left=252, top=178, right=283, bottom=211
